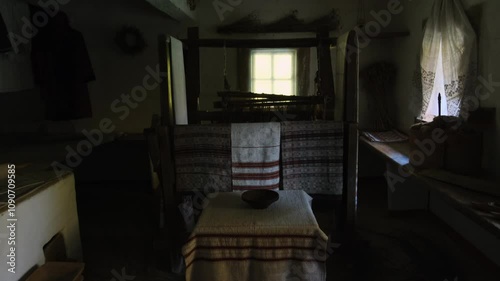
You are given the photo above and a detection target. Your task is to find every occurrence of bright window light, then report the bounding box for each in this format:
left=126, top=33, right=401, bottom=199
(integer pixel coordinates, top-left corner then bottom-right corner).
left=424, top=42, right=448, bottom=121
left=251, top=49, right=296, bottom=95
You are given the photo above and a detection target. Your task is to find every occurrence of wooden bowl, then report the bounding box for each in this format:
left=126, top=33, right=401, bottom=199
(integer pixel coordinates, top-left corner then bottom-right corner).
left=241, top=190, right=279, bottom=209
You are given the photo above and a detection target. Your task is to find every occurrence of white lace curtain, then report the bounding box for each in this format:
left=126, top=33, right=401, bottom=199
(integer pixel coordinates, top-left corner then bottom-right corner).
left=420, top=0, right=477, bottom=120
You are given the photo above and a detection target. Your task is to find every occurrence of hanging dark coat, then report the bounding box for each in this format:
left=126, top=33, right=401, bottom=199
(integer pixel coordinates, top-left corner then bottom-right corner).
left=31, top=8, right=95, bottom=121
left=0, top=13, right=12, bottom=53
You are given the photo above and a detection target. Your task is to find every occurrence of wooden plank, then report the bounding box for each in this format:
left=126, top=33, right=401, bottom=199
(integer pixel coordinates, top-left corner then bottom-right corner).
left=369, top=31, right=410, bottom=39
left=144, top=128, right=161, bottom=173
left=182, top=38, right=337, bottom=48
left=344, top=30, right=358, bottom=123
left=415, top=173, right=500, bottom=239
left=218, top=91, right=323, bottom=101
left=360, top=136, right=410, bottom=167
left=185, top=27, right=200, bottom=124
left=157, top=125, right=178, bottom=259
left=158, top=126, right=176, bottom=207
left=169, top=37, right=189, bottom=125
left=182, top=32, right=409, bottom=48
left=197, top=110, right=314, bottom=123
left=361, top=136, right=500, bottom=239
left=26, top=262, right=84, bottom=281
left=340, top=123, right=359, bottom=238
left=346, top=123, right=359, bottom=231
left=158, top=34, right=175, bottom=127
left=316, top=29, right=335, bottom=120
left=214, top=100, right=322, bottom=109
left=217, top=24, right=337, bottom=34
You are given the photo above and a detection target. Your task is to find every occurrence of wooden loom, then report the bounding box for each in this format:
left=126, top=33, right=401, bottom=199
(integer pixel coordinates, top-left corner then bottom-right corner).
left=148, top=27, right=360, bottom=270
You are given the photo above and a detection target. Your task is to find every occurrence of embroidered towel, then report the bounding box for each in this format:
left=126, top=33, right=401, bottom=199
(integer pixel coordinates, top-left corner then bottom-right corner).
left=174, top=124, right=232, bottom=193
left=281, top=121, right=344, bottom=195
left=231, top=122, right=281, bottom=190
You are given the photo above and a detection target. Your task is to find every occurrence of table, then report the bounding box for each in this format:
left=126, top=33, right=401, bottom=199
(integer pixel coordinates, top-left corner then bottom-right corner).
left=182, top=190, right=329, bottom=281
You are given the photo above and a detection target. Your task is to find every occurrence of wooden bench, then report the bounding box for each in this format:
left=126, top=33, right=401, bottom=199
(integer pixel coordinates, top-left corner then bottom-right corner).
left=360, top=137, right=500, bottom=266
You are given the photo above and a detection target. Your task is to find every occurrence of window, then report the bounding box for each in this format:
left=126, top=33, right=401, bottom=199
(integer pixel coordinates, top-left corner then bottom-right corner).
left=423, top=41, right=448, bottom=121
left=419, top=0, right=476, bottom=121
left=250, top=49, right=296, bottom=96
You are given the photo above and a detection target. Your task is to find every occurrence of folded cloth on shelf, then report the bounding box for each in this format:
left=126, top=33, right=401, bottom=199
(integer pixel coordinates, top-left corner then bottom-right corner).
left=281, top=121, right=344, bottom=195
left=231, top=122, right=281, bottom=190
left=174, top=124, right=232, bottom=192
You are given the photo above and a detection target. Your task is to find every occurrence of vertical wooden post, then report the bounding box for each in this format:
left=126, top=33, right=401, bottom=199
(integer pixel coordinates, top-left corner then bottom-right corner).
left=186, top=27, right=201, bottom=124
left=316, top=28, right=335, bottom=120
left=344, top=31, right=359, bottom=124
left=158, top=35, right=181, bottom=271
left=344, top=123, right=358, bottom=233
left=158, top=34, right=175, bottom=128
left=341, top=30, right=359, bottom=240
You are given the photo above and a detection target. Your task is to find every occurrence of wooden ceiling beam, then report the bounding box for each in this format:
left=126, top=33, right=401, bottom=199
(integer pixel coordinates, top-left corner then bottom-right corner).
left=182, top=37, right=338, bottom=48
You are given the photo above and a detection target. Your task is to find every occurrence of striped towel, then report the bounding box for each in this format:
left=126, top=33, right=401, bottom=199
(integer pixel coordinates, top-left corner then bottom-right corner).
left=174, top=124, right=232, bottom=192
left=231, top=123, right=281, bottom=191
left=281, top=121, right=344, bottom=195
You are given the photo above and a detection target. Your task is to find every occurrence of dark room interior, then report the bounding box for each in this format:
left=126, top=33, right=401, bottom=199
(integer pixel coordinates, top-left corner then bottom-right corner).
left=0, top=0, right=499, bottom=280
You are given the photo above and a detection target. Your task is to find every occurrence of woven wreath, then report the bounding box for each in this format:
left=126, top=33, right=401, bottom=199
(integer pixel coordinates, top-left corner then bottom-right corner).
left=115, top=26, right=147, bottom=56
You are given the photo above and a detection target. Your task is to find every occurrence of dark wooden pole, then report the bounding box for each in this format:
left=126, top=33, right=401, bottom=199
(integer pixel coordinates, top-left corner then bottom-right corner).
left=158, top=34, right=174, bottom=128
left=316, top=28, right=335, bottom=120
left=185, top=27, right=201, bottom=124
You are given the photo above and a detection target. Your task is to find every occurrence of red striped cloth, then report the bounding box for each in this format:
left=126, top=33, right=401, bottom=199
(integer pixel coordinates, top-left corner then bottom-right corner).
left=231, top=123, right=281, bottom=191
left=182, top=191, right=328, bottom=281
left=281, top=121, right=344, bottom=195
left=174, top=124, right=232, bottom=192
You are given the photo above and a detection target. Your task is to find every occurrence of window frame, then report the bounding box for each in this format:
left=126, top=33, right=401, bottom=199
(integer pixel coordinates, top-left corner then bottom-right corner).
left=250, top=48, right=297, bottom=96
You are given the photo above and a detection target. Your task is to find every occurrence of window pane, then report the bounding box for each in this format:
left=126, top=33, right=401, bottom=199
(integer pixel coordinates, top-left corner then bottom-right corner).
left=253, top=80, right=272, bottom=94
left=253, top=54, right=272, bottom=79
left=273, top=80, right=293, bottom=95
left=273, top=54, right=293, bottom=79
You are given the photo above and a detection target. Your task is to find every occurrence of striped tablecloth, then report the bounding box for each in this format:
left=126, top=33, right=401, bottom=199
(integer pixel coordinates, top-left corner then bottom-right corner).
left=183, top=190, right=329, bottom=281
